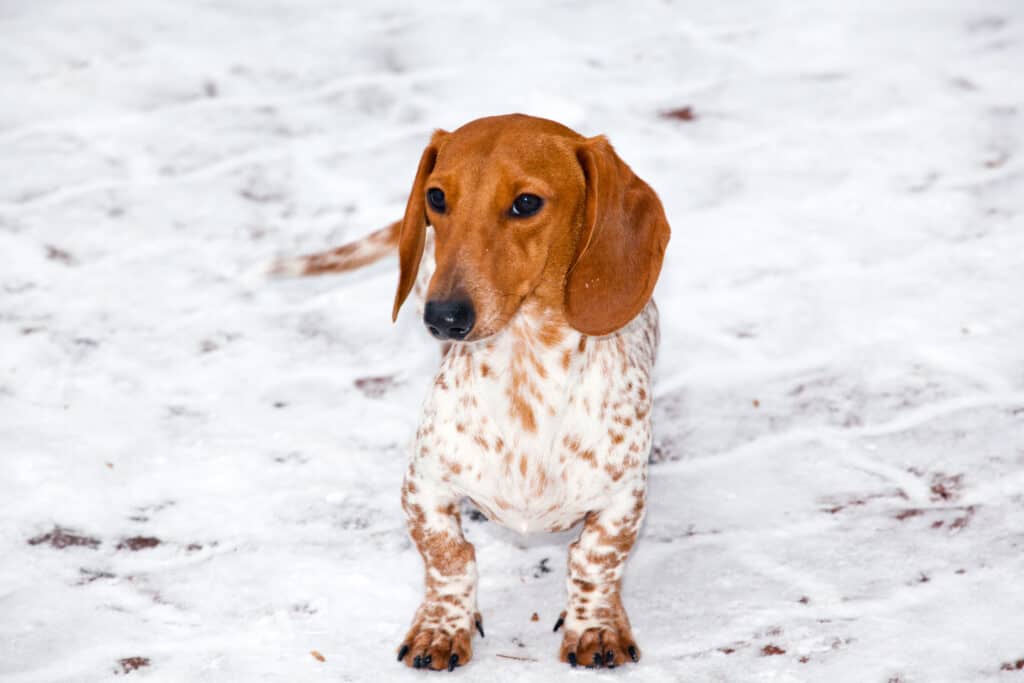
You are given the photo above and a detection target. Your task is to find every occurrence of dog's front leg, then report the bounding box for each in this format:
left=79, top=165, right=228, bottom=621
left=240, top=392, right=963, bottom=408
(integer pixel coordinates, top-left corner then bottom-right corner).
left=397, top=469, right=480, bottom=671
left=558, top=482, right=646, bottom=668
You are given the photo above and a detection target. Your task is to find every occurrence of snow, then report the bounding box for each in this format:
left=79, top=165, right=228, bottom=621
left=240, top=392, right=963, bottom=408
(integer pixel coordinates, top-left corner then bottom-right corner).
left=2, top=0, right=1023, bottom=681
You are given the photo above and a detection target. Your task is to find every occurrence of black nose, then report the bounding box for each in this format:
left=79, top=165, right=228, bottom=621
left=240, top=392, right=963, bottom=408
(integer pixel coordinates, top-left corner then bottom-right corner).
left=424, top=299, right=475, bottom=341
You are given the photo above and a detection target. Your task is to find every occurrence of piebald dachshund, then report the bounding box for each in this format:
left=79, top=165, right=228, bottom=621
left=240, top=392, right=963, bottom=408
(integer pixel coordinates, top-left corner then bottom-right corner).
left=273, top=113, right=670, bottom=671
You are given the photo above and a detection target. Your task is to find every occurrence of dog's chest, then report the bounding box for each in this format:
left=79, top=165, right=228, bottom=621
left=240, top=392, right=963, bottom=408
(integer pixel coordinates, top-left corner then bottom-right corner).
left=412, top=304, right=658, bottom=534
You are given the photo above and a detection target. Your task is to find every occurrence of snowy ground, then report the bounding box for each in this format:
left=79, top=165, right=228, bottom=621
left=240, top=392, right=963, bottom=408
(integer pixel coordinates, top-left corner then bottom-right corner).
left=2, top=1, right=1023, bottom=681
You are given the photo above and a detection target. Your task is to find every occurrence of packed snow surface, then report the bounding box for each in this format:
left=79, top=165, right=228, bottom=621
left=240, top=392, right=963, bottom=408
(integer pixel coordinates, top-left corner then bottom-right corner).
left=2, top=1, right=1023, bottom=681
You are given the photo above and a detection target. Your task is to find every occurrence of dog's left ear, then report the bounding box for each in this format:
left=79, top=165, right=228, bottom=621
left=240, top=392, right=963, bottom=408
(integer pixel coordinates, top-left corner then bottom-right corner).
left=565, top=136, right=671, bottom=336
left=392, top=130, right=447, bottom=321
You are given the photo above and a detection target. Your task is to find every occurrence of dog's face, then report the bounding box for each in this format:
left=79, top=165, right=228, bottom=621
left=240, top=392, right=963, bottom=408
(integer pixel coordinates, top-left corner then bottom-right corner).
left=392, top=114, right=670, bottom=341
left=416, top=117, right=588, bottom=341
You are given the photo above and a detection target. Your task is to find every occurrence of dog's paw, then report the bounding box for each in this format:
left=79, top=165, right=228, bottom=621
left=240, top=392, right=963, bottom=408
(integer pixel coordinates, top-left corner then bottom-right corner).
left=558, top=622, right=640, bottom=669
left=397, top=609, right=483, bottom=671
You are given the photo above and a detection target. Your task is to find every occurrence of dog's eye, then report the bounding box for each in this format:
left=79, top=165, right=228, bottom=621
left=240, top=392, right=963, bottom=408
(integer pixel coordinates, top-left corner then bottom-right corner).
left=427, top=188, right=446, bottom=212
left=510, top=193, right=542, bottom=217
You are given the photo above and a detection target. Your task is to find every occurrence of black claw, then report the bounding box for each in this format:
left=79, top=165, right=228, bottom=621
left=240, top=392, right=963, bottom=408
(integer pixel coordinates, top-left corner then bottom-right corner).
left=398, top=644, right=409, bottom=662
left=568, top=652, right=577, bottom=668
left=593, top=652, right=603, bottom=668
left=628, top=645, right=639, bottom=662
left=448, top=654, right=459, bottom=672
left=413, top=655, right=423, bottom=669
left=553, top=615, right=565, bottom=632
left=605, top=650, right=615, bottom=667
left=475, top=618, right=485, bottom=638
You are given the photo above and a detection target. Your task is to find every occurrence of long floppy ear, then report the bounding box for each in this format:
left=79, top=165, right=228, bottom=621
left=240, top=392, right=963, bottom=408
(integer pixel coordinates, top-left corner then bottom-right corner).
left=391, top=132, right=445, bottom=321
left=565, top=136, right=671, bottom=335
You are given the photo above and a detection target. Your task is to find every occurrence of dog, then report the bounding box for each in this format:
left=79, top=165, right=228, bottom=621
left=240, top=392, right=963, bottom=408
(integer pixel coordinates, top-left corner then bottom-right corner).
left=273, top=114, right=670, bottom=670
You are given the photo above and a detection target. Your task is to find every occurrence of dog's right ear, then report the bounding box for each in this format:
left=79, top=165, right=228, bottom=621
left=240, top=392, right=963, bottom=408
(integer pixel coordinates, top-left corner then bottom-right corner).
left=392, top=131, right=446, bottom=321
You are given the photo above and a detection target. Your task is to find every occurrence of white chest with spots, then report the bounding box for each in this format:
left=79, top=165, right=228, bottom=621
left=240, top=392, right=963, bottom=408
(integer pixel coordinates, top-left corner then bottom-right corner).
left=411, top=302, right=658, bottom=534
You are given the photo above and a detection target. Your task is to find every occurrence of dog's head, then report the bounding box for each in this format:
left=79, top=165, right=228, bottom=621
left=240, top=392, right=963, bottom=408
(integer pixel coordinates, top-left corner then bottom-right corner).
left=392, top=114, right=670, bottom=341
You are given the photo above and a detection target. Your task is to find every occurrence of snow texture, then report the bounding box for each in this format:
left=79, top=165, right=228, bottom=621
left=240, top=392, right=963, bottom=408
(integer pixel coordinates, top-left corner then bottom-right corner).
left=2, top=1, right=1023, bottom=681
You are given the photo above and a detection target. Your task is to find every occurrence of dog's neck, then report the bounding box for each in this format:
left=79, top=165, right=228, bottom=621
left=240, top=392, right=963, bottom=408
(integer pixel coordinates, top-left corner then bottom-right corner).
left=438, top=302, right=576, bottom=426
left=464, top=300, right=579, bottom=354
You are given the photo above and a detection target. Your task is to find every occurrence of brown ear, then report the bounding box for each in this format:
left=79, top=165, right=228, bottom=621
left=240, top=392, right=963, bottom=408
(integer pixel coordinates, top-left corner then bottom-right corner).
left=391, top=132, right=445, bottom=321
left=565, top=136, right=671, bottom=335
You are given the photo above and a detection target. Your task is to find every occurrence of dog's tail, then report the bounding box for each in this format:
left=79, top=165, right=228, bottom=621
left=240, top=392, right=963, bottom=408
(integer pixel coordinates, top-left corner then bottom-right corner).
left=268, top=220, right=400, bottom=277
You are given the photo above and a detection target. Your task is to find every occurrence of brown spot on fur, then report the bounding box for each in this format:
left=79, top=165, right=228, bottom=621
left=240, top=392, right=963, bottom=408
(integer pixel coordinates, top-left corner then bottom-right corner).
left=480, top=363, right=491, bottom=377
left=510, top=393, right=537, bottom=432
left=580, top=449, right=597, bottom=466
left=506, top=352, right=539, bottom=432
left=533, top=468, right=549, bottom=496
left=519, top=455, right=528, bottom=477
left=412, top=519, right=475, bottom=578
left=538, top=321, right=564, bottom=347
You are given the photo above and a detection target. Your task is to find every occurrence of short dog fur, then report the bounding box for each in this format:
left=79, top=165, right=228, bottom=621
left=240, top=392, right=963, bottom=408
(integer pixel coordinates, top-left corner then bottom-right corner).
left=274, top=113, right=670, bottom=671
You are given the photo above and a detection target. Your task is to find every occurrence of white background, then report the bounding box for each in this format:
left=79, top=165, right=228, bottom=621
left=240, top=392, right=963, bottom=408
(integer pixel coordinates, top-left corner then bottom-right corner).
left=1, top=1, right=1022, bottom=681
